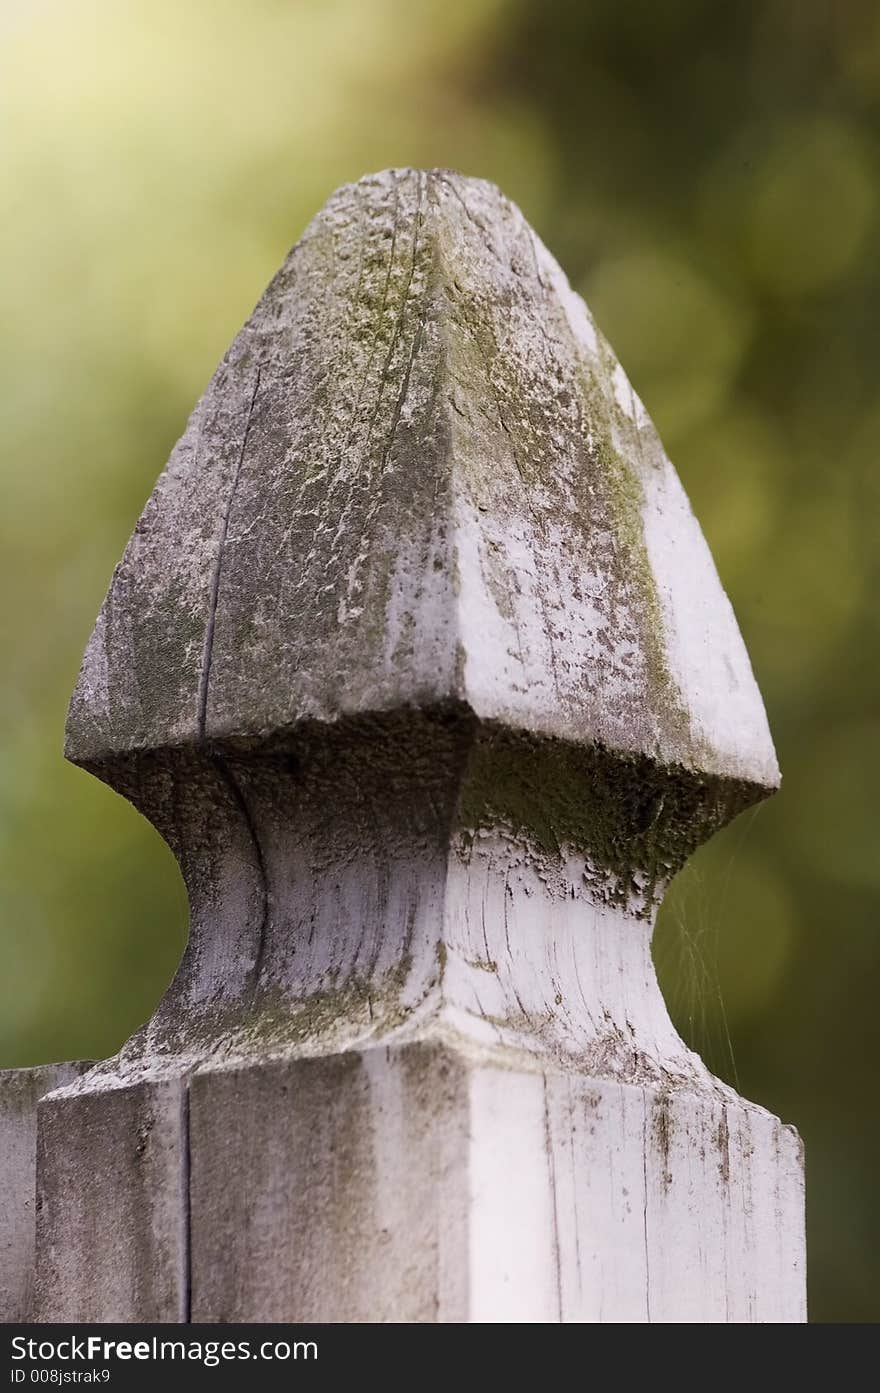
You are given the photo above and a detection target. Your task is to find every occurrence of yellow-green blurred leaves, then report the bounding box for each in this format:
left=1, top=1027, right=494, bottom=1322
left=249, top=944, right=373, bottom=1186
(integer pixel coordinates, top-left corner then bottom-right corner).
left=657, top=836, right=796, bottom=1043
left=788, top=721, right=880, bottom=891
left=586, top=251, right=753, bottom=443
left=747, top=121, right=876, bottom=295
left=701, top=117, right=877, bottom=297
left=677, top=406, right=783, bottom=580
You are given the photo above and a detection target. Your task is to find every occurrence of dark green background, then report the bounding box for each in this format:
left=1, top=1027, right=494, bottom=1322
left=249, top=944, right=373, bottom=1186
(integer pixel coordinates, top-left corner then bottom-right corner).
left=2, top=0, right=877, bottom=1322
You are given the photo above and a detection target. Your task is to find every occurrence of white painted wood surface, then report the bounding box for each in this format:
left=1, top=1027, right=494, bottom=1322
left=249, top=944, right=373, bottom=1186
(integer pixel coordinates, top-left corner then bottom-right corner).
left=31, top=169, right=804, bottom=1322
left=0, top=1063, right=88, bottom=1320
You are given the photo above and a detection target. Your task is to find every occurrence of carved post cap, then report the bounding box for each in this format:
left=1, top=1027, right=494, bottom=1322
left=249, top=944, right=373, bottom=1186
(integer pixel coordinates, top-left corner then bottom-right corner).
left=64, top=169, right=780, bottom=993
left=67, top=168, right=777, bottom=789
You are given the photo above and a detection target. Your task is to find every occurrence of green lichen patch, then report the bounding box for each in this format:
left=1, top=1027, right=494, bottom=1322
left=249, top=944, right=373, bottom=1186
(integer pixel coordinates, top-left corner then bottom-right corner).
left=652, top=1091, right=674, bottom=1190
left=458, top=721, right=768, bottom=916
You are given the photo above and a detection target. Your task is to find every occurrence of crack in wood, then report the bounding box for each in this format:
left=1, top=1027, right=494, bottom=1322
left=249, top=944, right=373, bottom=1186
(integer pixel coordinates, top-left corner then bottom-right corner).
left=197, top=365, right=262, bottom=741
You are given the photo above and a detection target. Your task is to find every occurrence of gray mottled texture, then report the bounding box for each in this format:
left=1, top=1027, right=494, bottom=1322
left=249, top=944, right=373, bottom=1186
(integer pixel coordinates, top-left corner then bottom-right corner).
left=35, top=1080, right=187, bottom=1322
left=66, top=169, right=777, bottom=788
left=38, top=172, right=802, bottom=1323
left=0, top=1063, right=89, bottom=1320
left=189, top=1045, right=469, bottom=1322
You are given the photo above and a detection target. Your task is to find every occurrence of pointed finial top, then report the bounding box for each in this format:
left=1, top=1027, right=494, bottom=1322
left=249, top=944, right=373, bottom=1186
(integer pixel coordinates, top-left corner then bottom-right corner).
left=66, top=168, right=778, bottom=797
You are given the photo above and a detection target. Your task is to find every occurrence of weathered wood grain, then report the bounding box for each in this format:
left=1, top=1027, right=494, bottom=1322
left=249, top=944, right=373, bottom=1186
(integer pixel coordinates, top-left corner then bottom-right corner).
left=35, top=1079, right=187, bottom=1322
left=0, top=1063, right=89, bottom=1320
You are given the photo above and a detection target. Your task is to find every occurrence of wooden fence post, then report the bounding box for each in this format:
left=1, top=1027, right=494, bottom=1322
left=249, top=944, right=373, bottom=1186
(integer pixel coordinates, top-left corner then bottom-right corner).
left=33, top=169, right=804, bottom=1322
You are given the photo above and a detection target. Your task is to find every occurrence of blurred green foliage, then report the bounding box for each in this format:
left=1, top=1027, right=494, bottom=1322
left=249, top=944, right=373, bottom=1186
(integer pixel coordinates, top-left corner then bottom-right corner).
left=1, top=0, right=877, bottom=1322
